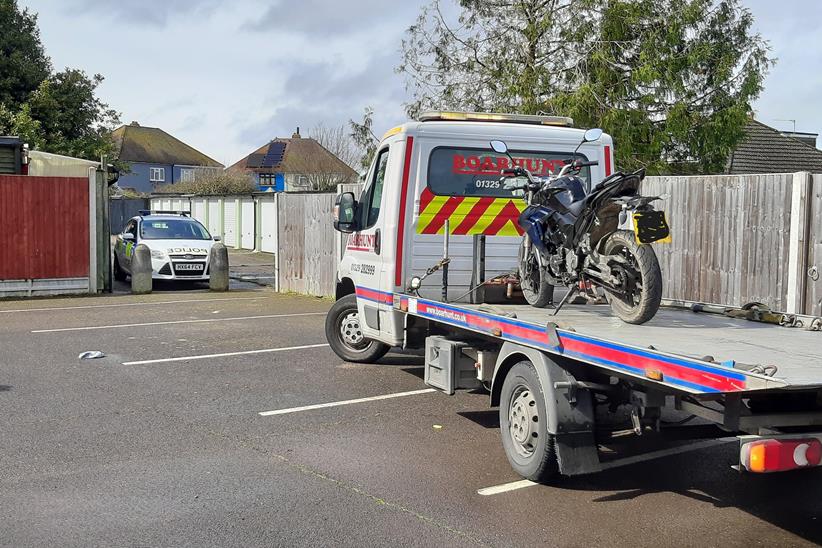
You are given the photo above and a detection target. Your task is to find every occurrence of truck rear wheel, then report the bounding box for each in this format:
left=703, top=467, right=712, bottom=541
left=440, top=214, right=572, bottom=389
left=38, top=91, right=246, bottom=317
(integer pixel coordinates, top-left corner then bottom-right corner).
left=325, top=294, right=390, bottom=363
left=499, top=361, right=559, bottom=483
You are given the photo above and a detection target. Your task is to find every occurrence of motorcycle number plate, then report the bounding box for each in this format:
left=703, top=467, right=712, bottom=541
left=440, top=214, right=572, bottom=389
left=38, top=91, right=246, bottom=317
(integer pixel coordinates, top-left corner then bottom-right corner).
left=633, top=211, right=671, bottom=244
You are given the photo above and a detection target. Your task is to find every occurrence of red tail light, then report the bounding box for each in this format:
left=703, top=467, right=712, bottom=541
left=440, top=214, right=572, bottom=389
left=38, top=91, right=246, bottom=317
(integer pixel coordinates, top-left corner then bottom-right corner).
left=741, top=437, right=822, bottom=473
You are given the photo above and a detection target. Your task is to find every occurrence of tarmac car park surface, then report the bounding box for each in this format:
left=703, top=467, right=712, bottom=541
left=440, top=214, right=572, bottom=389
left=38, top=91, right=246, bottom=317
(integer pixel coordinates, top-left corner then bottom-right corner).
left=1, top=287, right=821, bottom=547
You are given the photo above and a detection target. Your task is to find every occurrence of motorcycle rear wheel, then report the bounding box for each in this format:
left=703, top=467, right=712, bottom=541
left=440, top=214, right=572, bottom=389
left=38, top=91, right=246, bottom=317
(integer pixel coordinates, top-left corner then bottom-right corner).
left=601, top=230, right=662, bottom=324
left=518, top=240, right=554, bottom=308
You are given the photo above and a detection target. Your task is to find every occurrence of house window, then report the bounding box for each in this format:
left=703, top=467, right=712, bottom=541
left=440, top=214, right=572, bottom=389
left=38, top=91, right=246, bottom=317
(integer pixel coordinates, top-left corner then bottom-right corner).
left=259, top=174, right=275, bottom=186
left=180, top=168, right=195, bottom=182
left=150, top=167, right=165, bottom=182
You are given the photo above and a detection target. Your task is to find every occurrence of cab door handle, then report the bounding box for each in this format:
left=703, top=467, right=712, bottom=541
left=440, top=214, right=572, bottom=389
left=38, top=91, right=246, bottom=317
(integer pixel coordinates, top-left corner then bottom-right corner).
left=374, top=229, right=381, bottom=255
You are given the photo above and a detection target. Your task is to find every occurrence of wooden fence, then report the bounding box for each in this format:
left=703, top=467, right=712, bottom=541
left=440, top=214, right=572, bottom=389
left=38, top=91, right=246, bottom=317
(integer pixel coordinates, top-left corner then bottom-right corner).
left=276, top=193, right=337, bottom=295
left=642, top=172, right=821, bottom=315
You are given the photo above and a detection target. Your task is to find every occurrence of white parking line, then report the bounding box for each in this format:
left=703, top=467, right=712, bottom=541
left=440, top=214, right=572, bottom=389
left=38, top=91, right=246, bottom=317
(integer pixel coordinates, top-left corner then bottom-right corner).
left=123, top=343, right=330, bottom=365
left=0, top=296, right=265, bottom=314
left=477, top=438, right=736, bottom=496
left=477, top=480, right=537, bottom=496
left=31, top=312, right=326, bottom=333
left=259, top=388, right=437, bottom=417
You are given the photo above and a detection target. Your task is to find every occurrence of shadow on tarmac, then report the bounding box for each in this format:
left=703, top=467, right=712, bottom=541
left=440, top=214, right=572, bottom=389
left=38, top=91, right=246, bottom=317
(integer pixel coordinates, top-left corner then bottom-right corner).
left=556, top=446, right=822, bottom=544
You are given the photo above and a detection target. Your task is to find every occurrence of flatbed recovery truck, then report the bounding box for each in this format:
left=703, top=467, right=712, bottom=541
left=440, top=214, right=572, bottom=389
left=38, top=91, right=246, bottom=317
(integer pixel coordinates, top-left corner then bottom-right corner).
left=325, top=111, right=822, bottom=481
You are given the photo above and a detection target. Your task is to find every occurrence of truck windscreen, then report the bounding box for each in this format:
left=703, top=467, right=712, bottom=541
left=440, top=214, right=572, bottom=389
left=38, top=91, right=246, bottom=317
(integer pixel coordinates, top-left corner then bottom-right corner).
left=427, top=147, right=591, bottom=198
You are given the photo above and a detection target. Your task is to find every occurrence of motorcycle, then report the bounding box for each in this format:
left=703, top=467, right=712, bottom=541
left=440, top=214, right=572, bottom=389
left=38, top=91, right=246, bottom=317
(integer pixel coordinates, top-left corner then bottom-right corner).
left=490, top=129, right=669, bottom=324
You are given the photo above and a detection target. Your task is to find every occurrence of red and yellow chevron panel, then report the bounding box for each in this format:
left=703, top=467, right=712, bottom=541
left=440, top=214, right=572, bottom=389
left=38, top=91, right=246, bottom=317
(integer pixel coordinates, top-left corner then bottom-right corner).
left=416, top=187, right=525, bottom=236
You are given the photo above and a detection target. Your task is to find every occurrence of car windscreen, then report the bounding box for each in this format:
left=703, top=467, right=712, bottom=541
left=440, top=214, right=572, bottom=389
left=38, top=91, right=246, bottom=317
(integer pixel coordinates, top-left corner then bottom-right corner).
left=427, top=147, right=591, bottom=197
left=140, top=219, right=211, bottom=240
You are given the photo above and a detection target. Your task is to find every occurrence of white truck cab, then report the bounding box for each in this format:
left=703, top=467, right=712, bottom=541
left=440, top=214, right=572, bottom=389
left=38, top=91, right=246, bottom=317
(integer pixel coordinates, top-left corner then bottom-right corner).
left=327, top=111, right=614, bottom=359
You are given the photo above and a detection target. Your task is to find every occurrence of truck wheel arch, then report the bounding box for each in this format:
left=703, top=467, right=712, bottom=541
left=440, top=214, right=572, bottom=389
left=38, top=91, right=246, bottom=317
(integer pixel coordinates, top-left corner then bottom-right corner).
left=336, top=277, right=355, bottom=300
left=491, top=342, right=600, bottom=476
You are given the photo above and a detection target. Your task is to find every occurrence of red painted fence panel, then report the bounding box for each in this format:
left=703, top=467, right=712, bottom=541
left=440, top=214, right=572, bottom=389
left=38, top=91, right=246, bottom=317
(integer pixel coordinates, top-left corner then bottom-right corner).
left=0, top=175, right=89, bottom=280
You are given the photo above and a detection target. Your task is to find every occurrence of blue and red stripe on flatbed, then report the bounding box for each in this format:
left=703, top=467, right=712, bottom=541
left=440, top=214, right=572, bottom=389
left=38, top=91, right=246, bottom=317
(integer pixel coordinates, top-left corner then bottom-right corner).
left=408, top=297, right=748, bottom=394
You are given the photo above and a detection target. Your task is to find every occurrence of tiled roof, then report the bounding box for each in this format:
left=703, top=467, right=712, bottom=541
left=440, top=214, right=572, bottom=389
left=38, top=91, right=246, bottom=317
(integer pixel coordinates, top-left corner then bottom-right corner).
left=112, top=123, right=223, bottom=167
left=230, top=137, right=357, bottom=178
left=728, top=120, right=822, bottom=174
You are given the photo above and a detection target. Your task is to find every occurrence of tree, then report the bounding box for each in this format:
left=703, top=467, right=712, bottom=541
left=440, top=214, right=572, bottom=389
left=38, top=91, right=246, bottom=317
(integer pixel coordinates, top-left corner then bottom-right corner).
left=348, top=106, right=379, bottom=173
left=0, top=102, right=41, bottom=147
left=399, top=0, right=771, bottom=174
left=284, top=142, right=358, bottom=193
left=27, top=69, right=120, bottom=160
left=152, top=169, right=256, bottom=196
left=309, top=122, right=360, bottom=170
left=0, top=0, right=51, bottom=107
left=0, top=2, right=120, bottom=161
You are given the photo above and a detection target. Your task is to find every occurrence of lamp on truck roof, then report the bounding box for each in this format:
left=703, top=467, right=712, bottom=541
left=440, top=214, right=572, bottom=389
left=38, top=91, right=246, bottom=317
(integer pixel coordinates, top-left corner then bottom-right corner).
left=418, top=111, right=574, bottom=127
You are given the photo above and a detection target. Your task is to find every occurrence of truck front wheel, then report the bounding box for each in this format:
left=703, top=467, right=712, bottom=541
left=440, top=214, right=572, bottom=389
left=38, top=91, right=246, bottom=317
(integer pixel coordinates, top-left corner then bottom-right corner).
left=499, top=361, right=559, bottom=483
left=325, top=294, right=390, bottom=363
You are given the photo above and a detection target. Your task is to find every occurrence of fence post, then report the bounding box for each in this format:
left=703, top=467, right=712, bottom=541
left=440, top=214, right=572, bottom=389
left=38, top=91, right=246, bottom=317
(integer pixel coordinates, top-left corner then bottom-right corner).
left=219, top=197, right=226, bottom=241
left=87, top=167, right=98, bottom=294
left=235, top=197, right=242, bottom=250
left=273, top=193, right=280, bottom=292
left=254, top=196, right=263, bottom=252
left=787, top=171, right=813, bottom=314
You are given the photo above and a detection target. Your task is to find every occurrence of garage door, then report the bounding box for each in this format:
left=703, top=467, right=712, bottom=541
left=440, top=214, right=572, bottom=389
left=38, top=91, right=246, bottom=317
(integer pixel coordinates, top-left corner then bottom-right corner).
left=241, top=199, right=255, bottom=250
left=207, top=200, right=221, bottom=237
left=223, top=200, right=237, bottom=247
left=191, top=198, right=207, bottom=227
left=261, top=198, right=277, bottom=253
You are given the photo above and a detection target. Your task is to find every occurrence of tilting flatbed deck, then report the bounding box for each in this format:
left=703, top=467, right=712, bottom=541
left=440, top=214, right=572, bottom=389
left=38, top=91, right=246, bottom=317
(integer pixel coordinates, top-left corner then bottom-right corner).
left=397, top=295, right=822, bottom=395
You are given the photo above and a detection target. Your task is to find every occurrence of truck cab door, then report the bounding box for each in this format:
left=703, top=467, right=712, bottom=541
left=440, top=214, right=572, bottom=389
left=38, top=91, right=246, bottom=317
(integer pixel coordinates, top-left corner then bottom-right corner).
left=346, top=145, right=392, bottom=339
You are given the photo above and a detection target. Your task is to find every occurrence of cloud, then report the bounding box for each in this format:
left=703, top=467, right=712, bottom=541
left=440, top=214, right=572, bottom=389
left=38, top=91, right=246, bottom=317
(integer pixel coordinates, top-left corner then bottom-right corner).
left=59, top=0, right=220, bottom=27
left=236, top=59, right=406, bottom=153
left=243, top=0, right=420, bottom=35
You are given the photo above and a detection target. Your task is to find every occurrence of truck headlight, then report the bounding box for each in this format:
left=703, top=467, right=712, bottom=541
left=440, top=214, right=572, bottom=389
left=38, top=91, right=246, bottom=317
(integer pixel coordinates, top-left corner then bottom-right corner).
left=151, top=249, right=166, bottom=260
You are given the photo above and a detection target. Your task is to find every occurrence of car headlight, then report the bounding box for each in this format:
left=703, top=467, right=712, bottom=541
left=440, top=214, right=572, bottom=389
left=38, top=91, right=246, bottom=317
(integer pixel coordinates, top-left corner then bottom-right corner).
left=150, top=249, right=166, bottom=260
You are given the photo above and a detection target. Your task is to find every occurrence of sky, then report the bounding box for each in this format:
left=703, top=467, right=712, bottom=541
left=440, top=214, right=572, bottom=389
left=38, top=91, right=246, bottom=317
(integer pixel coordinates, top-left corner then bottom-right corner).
left=18, top=0, right=822, bottom=166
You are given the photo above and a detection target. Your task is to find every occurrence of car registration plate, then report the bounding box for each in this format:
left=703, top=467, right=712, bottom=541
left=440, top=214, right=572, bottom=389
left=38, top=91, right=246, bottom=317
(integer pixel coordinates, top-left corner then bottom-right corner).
left=633, top=211, right=671, bottom=244
left=176, top=263, right=203, bottom=271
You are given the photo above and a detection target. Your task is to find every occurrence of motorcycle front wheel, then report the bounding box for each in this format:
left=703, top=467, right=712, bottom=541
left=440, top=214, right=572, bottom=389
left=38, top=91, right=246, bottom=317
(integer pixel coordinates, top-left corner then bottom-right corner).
left=601, top=230, right=662, bottom=324
left=518, top=239, right=554, bottom=308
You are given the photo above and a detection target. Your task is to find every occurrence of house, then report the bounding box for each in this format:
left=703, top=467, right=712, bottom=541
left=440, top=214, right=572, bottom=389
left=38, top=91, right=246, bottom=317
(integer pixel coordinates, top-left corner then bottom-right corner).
left=230, top=128, right=358, bottom=192
left=111, top=122, right=223, bottom=193
left=727, top=119, right=822, bottom=174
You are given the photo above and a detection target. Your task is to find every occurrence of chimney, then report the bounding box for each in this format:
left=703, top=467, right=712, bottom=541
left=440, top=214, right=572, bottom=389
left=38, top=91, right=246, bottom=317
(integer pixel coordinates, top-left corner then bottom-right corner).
left=292, top=126, right=301, bottom=139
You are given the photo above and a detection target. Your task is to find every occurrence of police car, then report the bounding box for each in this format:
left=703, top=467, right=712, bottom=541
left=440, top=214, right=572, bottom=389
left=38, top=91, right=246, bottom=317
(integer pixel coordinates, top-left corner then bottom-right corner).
left=113, top=211, right=219, bottom=282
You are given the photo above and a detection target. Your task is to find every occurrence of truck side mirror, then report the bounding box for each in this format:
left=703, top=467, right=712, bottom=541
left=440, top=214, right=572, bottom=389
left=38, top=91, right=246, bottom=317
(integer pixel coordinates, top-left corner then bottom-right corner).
left=334, top=192, right=358, bottom=233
